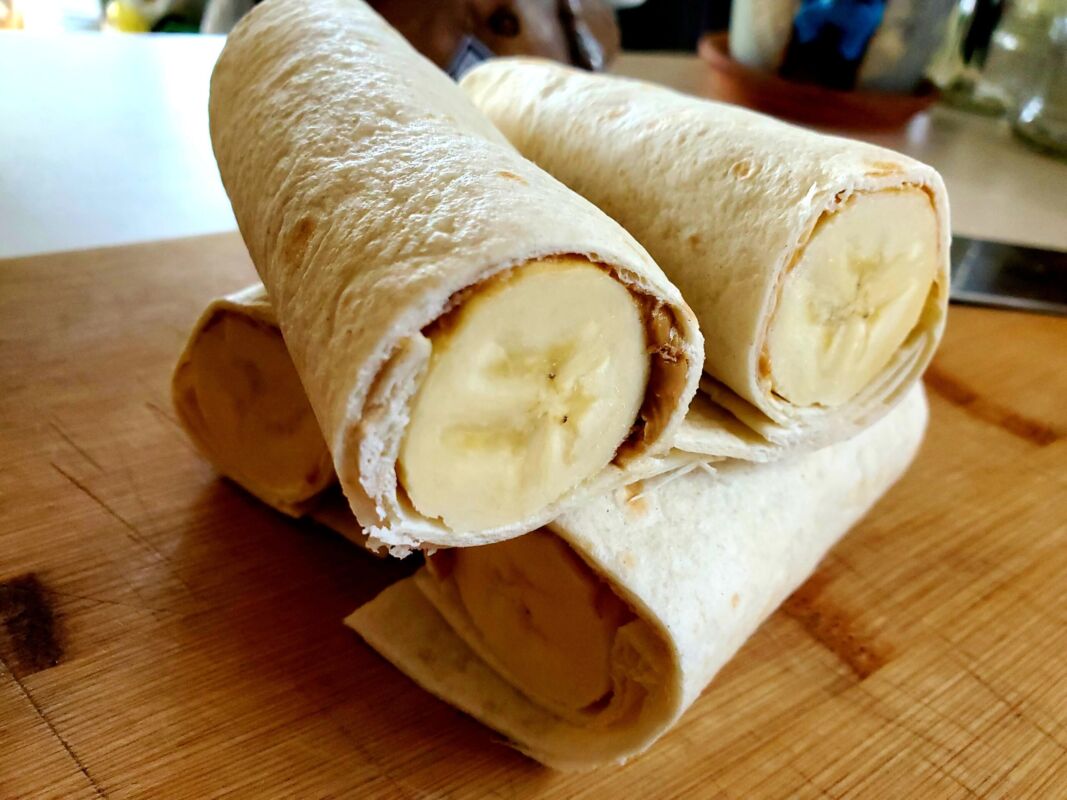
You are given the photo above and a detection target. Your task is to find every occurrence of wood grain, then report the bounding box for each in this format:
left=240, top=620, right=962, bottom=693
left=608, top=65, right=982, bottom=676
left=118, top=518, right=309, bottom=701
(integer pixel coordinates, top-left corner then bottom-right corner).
left=1, top=234, right=1065, bottom=799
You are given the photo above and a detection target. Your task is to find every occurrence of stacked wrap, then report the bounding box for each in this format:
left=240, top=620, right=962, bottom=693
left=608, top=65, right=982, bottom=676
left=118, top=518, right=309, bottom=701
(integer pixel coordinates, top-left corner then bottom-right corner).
left=461, top=59, right=950, bottom=457
left=179, top=0, right=947, bottom=773
left=208, top=0, right=703, bottom=552
left=173, top=285, right=333, bottom=516
left=349, top=388, right=927, bottom=768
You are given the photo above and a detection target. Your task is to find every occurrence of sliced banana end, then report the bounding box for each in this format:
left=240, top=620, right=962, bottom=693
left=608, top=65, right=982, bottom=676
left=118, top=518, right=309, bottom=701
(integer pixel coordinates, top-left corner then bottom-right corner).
left=447, top=531, right=632, bottom=712
left=398, top=257, right=651, bottom=532
left=766, top=188, right=940, bottom=407
left=178, top=312, right=333, bottom=509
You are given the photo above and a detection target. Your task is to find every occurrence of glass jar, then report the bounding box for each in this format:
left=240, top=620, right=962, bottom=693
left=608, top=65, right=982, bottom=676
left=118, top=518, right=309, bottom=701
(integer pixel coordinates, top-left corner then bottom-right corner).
left=1013, top=11, right=1067, bottom=158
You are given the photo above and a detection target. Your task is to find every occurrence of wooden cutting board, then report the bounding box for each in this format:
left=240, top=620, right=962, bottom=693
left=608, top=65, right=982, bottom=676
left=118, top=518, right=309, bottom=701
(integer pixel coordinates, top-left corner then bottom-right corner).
left=1, top=234, right=1065, bottom=799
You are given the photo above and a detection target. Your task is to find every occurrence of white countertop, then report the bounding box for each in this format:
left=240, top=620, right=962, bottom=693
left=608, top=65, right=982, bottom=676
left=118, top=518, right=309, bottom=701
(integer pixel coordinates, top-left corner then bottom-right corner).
left=2, top=33, right=1065, bottom=259
left=2, top=33, right=235, bottom=259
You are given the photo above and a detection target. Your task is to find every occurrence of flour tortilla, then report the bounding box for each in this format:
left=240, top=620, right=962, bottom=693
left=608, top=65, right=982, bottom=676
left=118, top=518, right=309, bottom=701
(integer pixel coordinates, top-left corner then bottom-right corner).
left=208, top=1, right=703, bottom=553
left=347, top=386, right=928, bottom=769
left=172, top=285, right=335, bottom=516
left=172, top=287, right=369, bottom=545
left=461, top=59, right=949, bottom=456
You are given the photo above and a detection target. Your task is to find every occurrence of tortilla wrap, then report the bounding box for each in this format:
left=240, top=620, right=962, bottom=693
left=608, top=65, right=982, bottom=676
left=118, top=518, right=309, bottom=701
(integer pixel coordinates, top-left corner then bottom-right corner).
left=347, top=387, right=927, bottom=769
left=172, top=285, right=334, bottom=516
left=208, top=0, right=703, bottom=553
left=461, top=59, right=949, bottom=455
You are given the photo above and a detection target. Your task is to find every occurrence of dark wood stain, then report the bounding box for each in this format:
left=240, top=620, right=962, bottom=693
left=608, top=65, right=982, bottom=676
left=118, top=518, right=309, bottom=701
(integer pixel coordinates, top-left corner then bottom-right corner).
left=783, top=571, right=891, bottom=680
left=924, top=366, right=1058, bottom=446
left=0, top=573, right=64, bottom=679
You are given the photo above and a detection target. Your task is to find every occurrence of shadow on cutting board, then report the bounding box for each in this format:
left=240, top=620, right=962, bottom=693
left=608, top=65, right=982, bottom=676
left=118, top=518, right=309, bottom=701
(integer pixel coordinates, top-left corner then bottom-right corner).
left=169, top=478, right=552, bottom=792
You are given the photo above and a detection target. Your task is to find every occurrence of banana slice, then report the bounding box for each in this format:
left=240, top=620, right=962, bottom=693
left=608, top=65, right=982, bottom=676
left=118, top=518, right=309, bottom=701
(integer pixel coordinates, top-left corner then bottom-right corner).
left=766, top=188, right=939, bottom=407
left=448, top=531, right=631, bottom=712
left=182, top=312, right=333, bottom=508
left=398, top=257, right=650, bottom=532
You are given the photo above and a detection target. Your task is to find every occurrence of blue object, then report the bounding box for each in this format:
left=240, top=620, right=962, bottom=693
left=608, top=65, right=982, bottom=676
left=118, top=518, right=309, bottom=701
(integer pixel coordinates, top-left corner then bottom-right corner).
left=779, top=0, right=889, bottom=89
left=793, top=0, right=887, bottom=61
left=447, top=35, right=494, bottom=80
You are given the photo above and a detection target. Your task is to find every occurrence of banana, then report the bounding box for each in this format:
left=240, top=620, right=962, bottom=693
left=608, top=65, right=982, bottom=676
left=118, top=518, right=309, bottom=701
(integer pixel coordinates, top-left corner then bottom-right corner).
left=766, top=188, right=940, bottom=407
left=446, top=531, right=631, bottom=712
left=398, top=257, right=650, bottom=532
left=181, top=312, right=333, bottom=509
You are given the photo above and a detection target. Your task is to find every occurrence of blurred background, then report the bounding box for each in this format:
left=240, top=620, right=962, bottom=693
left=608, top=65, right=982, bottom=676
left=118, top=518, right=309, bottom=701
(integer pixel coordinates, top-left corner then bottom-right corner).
left=2, top=0, right=1065, bottom=270
left=4, top=0, right=1065, bottom=143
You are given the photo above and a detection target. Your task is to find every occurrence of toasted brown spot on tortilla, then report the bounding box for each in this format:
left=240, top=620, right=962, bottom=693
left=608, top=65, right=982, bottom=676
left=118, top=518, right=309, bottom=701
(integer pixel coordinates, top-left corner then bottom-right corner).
left=866, top=160, right=902, bottom=177
left=729, top=159, right=754, bottom=180
left=283, top=216, right=317, bottom=265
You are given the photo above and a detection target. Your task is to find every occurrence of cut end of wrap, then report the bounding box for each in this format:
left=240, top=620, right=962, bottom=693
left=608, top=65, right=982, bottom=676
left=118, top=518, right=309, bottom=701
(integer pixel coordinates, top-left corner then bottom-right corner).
left=172, top=297, right=335, bottom=514
left=764, top=186, right=943, bottom=409
left=360, top=254, right=701, bottom=550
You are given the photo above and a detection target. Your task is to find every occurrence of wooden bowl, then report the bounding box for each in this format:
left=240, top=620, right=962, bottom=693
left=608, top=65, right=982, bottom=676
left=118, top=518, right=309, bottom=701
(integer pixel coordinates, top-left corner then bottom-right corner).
left=698, top=32, right=938, bottom=129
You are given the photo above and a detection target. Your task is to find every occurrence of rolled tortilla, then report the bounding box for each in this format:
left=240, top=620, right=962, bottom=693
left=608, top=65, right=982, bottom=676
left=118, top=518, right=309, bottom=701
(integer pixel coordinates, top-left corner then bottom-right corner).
left=208, top=1, right=703, bottom=552
left=347, top=386, right=928, bottom=770
left=461, top=59, right=949, bottom=454
left=172, top=286, right=368, bottom=546
left=173, top=285, right=334, bottom=516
